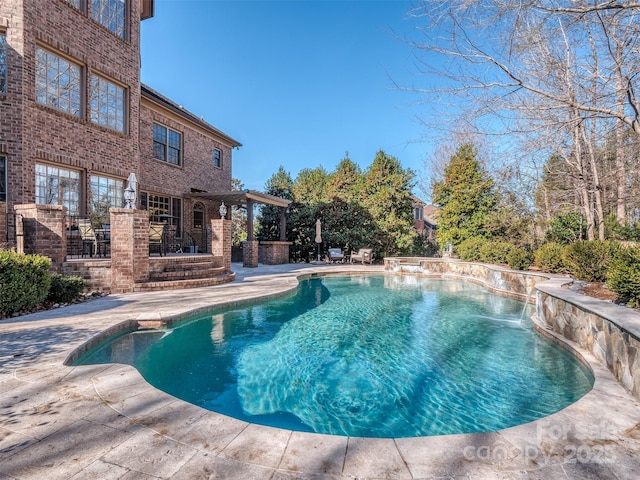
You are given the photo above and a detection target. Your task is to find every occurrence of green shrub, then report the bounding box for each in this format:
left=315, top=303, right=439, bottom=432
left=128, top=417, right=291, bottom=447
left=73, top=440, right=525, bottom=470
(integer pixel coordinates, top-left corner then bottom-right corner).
left=562, top=240, right=620, bottom=282
left=507, top=247, right=533, bottom=271
left=534, top=242, right=567, bottom=273
left=479, top=241, right=514, bottom=265
left=545, top=212, right=586, bottom=245
left=0, top=250, right=52, bottom=316
left=607, top=246, right=640, bottom=307
left=456, top=237, right=488, bottom=261
left=46, top=273, right=87, bottom=304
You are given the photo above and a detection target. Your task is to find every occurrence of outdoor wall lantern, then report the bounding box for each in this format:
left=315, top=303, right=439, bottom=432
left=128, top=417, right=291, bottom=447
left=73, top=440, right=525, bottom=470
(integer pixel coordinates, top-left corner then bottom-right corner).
left=124, top=186, right=136, bottom=209
left=219, top=201, right=227, bottom=219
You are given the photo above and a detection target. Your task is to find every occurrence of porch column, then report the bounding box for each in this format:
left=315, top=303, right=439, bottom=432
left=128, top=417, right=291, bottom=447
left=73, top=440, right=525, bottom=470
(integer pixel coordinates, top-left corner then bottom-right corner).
left=211, top=218, right=231, bottom=272
left=110, top=208, right=150, bottom=293
left=246, top=198, right=254, bottom=241
left=280, top=206, right=287, bottom=241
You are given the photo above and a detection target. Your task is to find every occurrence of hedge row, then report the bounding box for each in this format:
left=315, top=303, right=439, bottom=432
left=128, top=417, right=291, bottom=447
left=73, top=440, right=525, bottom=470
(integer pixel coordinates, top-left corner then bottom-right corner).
left=0, top=250, right=87, bottom=316
left=455, top=239, right=640, bottom=307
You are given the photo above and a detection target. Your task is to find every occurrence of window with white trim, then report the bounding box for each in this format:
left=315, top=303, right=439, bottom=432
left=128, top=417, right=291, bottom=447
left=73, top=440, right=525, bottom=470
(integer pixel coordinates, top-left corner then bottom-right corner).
left=414, top=207, right=423, bottom=221
left=213, top=149, right=222, bottom=169
left=35, top=164, right=81, bottom=216
left=91, top=0, right=126, bottom=39
left=0, top=32, right=6, bottom=94
left=90, top=74, right=125, bottom=132
left=153, top=123, right=182, bottom=166
left=35, top=47, right=81, bottom=117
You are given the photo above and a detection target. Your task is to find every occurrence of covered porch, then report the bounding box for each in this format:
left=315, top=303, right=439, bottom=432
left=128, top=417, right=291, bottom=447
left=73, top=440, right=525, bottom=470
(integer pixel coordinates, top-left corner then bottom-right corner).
left=185, top=189, right=292, bottom=268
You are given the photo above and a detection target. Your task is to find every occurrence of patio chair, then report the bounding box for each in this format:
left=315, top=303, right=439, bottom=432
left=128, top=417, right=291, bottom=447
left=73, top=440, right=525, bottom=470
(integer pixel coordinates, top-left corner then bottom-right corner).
left=350, top=248, right=373, bottom=265
left=77, top=218, right=108, bottom=257
left=327, top=248, right=345, bottom=263
left=149, top=222, right=165, bottom=256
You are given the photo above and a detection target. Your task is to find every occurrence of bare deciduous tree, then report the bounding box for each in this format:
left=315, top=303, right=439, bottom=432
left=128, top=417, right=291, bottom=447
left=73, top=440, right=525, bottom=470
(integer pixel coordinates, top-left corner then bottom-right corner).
left=408, top=0, right=640, bottom=237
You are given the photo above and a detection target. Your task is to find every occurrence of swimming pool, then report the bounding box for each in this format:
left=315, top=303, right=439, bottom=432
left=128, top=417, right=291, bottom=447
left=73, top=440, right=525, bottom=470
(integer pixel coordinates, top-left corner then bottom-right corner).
left=75, top=275, right=594, bottom=438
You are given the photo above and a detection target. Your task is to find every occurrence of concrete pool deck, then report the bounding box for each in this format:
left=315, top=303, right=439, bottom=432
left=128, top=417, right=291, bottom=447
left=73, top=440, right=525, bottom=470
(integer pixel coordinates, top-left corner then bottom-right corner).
left=1, top=262, right=640, bottom=479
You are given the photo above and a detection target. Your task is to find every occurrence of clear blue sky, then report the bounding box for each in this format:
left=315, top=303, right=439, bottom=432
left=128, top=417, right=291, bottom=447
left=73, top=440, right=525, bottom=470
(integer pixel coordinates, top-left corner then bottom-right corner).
left=140, top=0, right=433, bottom=195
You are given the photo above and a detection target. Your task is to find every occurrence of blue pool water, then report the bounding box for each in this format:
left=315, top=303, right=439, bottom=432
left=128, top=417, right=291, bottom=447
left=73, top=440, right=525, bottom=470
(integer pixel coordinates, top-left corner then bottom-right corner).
left=75, top=275, right=594, bottom=438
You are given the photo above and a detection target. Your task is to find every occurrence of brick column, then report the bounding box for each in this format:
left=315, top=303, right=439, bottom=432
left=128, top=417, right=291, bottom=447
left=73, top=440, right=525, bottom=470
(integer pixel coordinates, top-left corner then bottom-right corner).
left=210, top=218, right=231, bottom=272
left=110, top=208, right=150, bottom=293
left=242, top=240, right=259, bottom=268
left=14, top=203, right=66, bottom=271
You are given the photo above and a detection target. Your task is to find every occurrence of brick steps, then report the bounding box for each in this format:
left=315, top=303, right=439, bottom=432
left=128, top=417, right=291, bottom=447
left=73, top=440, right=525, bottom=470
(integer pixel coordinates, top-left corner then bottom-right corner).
left=138, top=255, right=233, bottom=291
left=134, top=271, right=235, bottom=292
left=163, top=260, right=222, bottom=271
left=149, top=266, right=225, bottom=281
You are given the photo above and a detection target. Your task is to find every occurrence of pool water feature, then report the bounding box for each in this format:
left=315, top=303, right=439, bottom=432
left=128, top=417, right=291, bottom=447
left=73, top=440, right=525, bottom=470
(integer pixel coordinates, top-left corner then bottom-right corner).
left=75, top=275, right=594, bottom=438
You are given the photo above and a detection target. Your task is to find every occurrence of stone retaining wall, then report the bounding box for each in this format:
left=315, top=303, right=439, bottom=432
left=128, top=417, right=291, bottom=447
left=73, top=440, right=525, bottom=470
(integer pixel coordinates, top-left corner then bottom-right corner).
left=384, top=257, right=640, bottom=401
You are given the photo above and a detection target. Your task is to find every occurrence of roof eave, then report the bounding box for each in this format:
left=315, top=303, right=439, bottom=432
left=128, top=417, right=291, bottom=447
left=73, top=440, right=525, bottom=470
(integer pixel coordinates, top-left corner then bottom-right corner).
left=141, top=0, right=154, bottom=20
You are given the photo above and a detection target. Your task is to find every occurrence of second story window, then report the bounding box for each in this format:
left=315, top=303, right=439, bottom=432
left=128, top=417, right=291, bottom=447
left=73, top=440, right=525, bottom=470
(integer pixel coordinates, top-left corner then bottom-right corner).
left=92, top=0, right=126, bottom=39
left=90, top=74, right=125, bottom=132
left=0, top=33, right=6, bottom=94
left=414, top=207, right=423, bottom=221
left=153, top=123, right=182, bottom=166
left=35, top=47, right=81, bottom=117
left=213, top=149, right=222, bottom=169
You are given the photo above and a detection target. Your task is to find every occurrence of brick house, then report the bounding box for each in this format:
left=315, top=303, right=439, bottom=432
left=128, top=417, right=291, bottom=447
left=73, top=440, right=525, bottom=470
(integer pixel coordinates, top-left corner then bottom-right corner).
left=412, top=198, right=439, bottom=244
left=0, top=0, right=241, bottom=255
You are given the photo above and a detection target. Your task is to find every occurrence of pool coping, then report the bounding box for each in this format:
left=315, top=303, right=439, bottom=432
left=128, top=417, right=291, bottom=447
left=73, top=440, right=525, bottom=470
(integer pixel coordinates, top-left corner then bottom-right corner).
left=1, top=262, right=640, bottom=479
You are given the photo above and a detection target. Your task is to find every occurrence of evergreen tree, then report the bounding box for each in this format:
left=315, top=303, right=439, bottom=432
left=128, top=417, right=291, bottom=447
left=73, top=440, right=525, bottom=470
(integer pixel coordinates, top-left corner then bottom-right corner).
left=292, top=166, right=329, bottom=205
left=363, top=150, right=417, bottom=256
left=431, top=144, right=497, bottom=247
left=326, top=154, right=363, bottom=203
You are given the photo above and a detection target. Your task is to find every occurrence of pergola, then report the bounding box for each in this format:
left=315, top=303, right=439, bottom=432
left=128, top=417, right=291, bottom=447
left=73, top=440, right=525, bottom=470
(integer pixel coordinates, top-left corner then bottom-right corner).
left=184, top=189, right=291, bottom=241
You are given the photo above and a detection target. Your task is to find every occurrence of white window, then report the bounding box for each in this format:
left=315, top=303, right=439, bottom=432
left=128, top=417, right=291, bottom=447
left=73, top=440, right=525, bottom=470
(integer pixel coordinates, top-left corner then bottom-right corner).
left=414, top=207, right=423, bottom=221
left=90, top=74, right=125, bottom=132
left=35, top=47, right=81, bottom=117
left=35, top=164, right=81, bottom=216
left=91, top=0, right=126, bottom=39
left=213, top=149, right=222, bottom=169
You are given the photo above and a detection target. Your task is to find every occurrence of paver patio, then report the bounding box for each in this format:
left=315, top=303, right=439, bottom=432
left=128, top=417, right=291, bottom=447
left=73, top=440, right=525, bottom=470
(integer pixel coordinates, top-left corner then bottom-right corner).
left=1, top=263, right=640, bottom=479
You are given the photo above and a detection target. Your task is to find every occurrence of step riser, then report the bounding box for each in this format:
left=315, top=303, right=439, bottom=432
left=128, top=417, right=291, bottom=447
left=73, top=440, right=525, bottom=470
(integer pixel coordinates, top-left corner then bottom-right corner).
left=149, top=268, right=225, bottom=281
left=134, top=273, right=235, bottom=292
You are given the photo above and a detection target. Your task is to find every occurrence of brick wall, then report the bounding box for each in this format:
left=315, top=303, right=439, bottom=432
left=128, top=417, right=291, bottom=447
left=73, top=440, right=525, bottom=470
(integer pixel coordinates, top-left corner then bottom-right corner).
left=243, top=240, right=259, bottom=268
left=139, top=98, right=235, bottom=236
left=2, top=0, right=142, bottom=238
left=62, top=260, right=112, bottom=292
left=260, top=241, right=292, bottom=265
left=14, top=203, right=67, bottom=271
